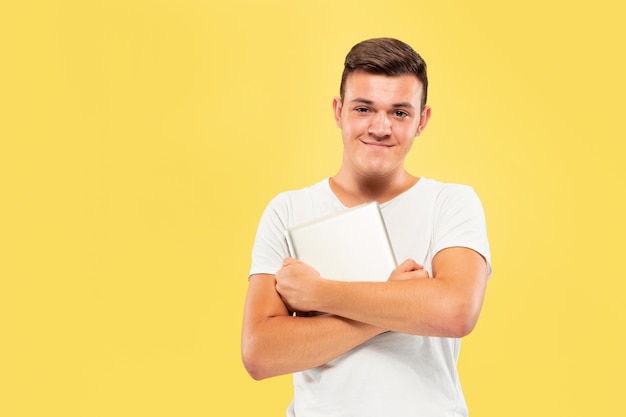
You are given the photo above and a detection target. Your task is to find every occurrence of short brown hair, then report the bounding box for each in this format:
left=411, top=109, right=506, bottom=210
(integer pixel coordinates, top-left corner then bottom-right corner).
left=340, top=38, right=428, bottom=109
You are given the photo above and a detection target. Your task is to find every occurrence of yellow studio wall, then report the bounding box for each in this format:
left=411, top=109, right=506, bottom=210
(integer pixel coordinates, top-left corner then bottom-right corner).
left=1, top=1, right=624, bottom=416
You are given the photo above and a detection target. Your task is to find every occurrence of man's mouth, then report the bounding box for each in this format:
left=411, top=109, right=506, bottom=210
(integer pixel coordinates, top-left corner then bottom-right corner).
left=360, top=140, right=392, bottom=148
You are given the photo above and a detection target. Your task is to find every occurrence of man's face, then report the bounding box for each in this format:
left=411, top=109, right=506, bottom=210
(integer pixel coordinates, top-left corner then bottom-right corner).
left=333, top=71, right=430, bottom=179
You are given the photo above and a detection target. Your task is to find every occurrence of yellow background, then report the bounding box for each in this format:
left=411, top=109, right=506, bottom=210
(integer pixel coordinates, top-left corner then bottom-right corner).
left=1, top=1, right=624, bottom=416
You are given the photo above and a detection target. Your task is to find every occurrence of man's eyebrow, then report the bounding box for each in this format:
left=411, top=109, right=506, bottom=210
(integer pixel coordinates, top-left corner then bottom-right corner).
left=349, top=98, right=415, bottom=109
left=349, top=98, right=374, bottom=105
left=391, top=102, right=416, bottom=109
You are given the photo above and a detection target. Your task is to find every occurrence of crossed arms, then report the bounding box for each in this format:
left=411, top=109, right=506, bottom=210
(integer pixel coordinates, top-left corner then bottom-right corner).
left=241, top=246, right=488, bottom=380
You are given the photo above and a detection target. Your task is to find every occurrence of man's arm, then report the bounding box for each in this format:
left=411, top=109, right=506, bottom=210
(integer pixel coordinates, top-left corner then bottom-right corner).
left=275, top=246, right=489, bottom=338
left=241, top=273, right=386, bottom=381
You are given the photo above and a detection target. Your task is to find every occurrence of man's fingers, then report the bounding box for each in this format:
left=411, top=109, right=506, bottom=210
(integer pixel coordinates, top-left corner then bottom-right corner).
left=413, top=269, right=430, bottom=279
left=282, top=257, right=297, bottom=266
left=398, top=258, right=423, bottom=272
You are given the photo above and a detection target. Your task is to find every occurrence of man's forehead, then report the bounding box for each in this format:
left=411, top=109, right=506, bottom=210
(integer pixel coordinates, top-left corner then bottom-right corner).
left=343, top=72, right=423, bottom=105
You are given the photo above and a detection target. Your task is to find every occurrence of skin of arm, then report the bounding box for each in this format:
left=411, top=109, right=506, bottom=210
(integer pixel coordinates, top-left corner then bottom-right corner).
left=241, top=260, right=429, bottom=380
left=275, top=246, right=489, bottom=338
left=241, top=273, right=387, bottom=381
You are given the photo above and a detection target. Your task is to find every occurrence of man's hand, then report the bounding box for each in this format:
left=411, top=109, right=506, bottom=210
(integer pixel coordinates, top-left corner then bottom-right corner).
left=388, top=259, right=430, bottom=281
left=275, top=257, right=322, bottom=313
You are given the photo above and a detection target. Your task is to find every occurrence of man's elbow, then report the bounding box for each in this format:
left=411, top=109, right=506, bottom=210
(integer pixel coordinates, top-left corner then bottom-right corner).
left=446, top=314, right=478, bottom=338
left=243, top=361, right=267, bottom=381
left=440, top=300, right=482, bottom=338
left=242, top=346, right=264, bottom=380
left=241, top=339, right=275, bottom=381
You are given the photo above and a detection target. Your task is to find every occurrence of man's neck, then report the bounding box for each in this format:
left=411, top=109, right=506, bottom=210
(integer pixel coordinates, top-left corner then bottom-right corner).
left=329, top=170, right=419, bottom=207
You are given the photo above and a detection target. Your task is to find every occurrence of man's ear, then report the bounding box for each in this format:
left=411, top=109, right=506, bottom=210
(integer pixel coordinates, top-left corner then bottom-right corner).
left=415, top=105, right=432, bottom=136
left=332, top=97, right=343, bottom=128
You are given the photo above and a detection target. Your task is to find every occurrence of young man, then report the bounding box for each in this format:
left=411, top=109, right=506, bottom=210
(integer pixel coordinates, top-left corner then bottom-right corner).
left=242, top=38, right=491, bottom=417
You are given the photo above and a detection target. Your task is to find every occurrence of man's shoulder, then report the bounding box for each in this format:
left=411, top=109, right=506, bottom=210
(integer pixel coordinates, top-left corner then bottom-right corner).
left=263, top=178, right=339, bottom=225
left=269, top=178, right=330, bottom=205
left=415, top=180, right=486, bottom=226
left=409, top=178, right=481, bottom=213
left=415, top=177, right=475, bottom=198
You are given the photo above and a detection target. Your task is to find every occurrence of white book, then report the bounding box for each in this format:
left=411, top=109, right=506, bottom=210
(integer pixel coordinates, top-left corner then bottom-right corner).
left=286, top=201, right=397, bottom=282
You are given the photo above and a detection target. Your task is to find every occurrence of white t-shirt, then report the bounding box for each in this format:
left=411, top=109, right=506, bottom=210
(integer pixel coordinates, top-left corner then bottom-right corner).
left=249, top=178, right=492, bottom=417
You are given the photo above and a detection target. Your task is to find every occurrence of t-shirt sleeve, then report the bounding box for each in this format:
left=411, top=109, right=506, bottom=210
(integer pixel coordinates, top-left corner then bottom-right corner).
left=431, top=184, right=492, bottom=277
left=248, top=194, right=291, bottom=278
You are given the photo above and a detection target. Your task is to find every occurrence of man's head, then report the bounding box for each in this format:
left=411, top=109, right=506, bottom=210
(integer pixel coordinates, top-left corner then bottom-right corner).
left=339, top=38, right=428, bottom=110
left=332, top=38, right=432, bottom=183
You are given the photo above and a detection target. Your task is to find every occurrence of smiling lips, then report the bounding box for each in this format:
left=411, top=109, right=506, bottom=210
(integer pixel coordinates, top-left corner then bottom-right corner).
left=360, top=140, right=393, bottom=148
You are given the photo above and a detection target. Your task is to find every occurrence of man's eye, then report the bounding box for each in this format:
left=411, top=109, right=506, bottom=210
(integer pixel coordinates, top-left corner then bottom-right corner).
left=355, top=107, right=369, bottom=113
left=395, top=111, right=409, bottom=118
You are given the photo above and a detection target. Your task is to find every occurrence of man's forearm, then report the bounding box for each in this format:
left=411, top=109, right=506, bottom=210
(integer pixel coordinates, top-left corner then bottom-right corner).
left=242, top=313, right=384, bottom=380
left=314, top=279, right=465, bottom=336
left=312, top=249, right=489, bottom=337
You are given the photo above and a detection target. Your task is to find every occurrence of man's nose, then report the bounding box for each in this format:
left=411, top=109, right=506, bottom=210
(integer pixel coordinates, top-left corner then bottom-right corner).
left=368, top=112, right=391, bottom=138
